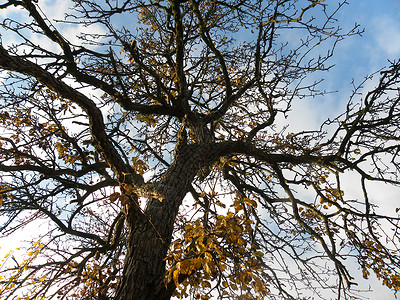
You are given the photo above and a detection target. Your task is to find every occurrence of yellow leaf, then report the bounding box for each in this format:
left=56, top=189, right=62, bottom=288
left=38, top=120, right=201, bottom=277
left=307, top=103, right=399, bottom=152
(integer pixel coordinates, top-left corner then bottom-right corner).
left=180, top=260, right=192, bottom=274
left=253, top=251, right=264, bottom=258
left=173, top=269, right=182, bottom=290
left=109, top=192, right=120, bottom=202
left=243, top=197, right=257, bottom=207
left=202, top=253, right=213, bottom=275
left=202, top=260, right=211, bottom=275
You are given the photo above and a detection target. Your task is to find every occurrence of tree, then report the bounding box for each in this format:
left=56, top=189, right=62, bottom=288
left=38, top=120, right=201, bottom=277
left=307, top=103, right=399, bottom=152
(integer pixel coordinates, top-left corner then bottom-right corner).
left=0, top=0, right=399, bottom=299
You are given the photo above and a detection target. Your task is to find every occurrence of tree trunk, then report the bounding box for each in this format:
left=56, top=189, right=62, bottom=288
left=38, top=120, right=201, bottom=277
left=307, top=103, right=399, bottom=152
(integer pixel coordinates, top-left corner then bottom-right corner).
left=113, top=209, right=173, bottom=300
left=114, top=144, right=209, bottom=300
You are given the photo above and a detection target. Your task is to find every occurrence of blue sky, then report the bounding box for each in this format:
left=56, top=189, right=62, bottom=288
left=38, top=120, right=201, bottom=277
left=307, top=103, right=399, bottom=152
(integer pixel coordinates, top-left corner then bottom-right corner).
left=286, top=2, right=400, bottom=299
left=284, top=1, right=400, bottom=133
left=1, top=0, right=400, bottom=299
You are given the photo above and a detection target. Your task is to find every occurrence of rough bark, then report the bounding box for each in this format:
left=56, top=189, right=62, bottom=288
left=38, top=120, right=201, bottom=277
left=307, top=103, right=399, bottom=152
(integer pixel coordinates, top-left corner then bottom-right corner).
left=114, top=142, right=211, bottom=300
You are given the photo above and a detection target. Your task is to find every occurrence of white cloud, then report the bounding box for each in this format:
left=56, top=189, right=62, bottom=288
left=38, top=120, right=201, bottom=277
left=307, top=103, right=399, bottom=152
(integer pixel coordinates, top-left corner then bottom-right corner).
left=372, top=17, right=400, bottom=58
left=0, top=3, right=23, bottom=18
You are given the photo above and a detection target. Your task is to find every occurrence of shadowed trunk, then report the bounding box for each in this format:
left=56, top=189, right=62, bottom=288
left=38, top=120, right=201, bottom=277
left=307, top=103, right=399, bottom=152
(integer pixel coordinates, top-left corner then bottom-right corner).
left=114, top=144, right=210, bottom=300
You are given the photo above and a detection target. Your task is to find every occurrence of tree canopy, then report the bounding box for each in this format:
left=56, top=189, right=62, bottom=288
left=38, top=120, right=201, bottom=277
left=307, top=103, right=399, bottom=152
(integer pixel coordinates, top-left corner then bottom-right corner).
left=0, top=0, right=400, bottom=299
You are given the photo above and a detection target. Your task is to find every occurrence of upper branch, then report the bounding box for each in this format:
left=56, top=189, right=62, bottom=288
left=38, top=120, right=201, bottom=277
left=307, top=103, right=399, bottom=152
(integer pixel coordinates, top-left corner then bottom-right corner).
left=171, top=0, right=190, bottom=112
left=0, top=45, right=144, bottom=186
left=20, top=0, right=180, bottom=116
